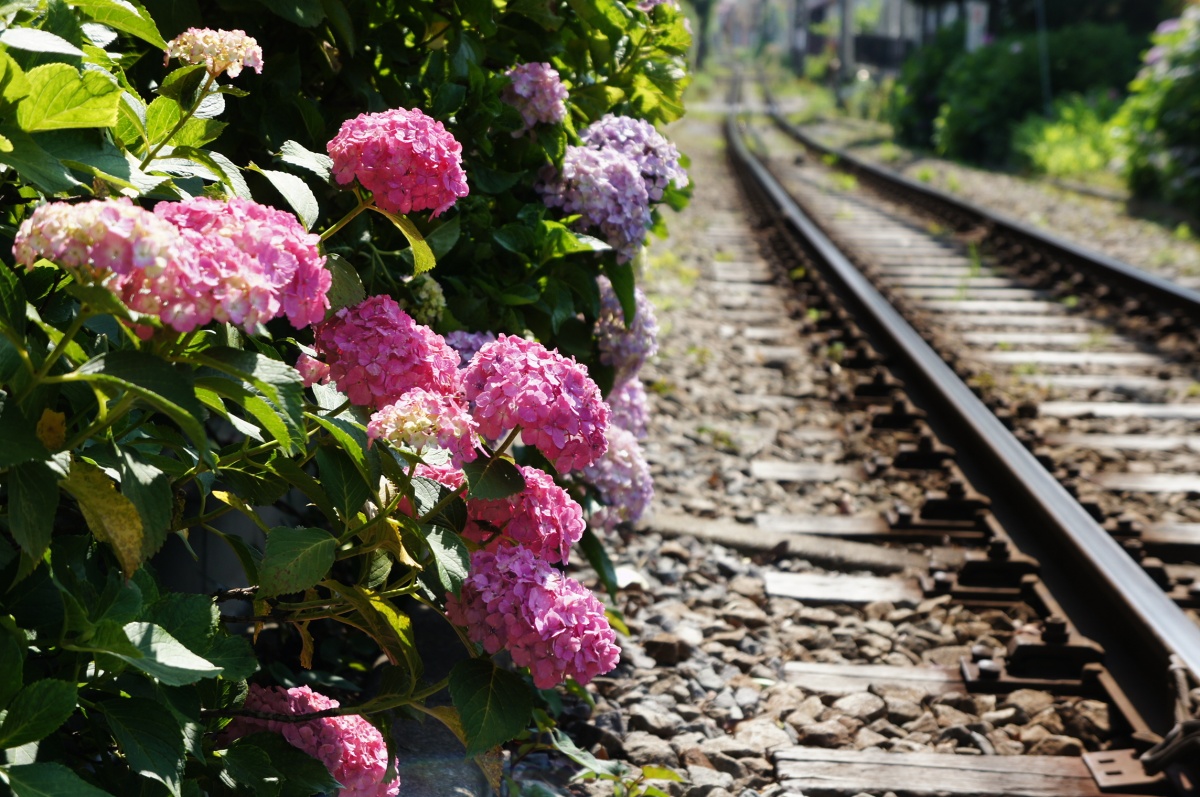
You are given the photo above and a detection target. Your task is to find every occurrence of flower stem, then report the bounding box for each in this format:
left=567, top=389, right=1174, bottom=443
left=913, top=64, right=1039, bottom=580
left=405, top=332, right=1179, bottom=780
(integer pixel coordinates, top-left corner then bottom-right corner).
left=320, top=196, right=372, bottom=242
left=17, top=309, right=88, bottom=403
left=140, top=72, right=217, bottom=168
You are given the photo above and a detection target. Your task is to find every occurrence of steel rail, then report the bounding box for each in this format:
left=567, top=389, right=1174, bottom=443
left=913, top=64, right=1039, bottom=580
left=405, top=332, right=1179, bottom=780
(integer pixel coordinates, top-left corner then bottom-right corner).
left=763, top=95, right=1200, bottom=320
left=723, top=108, right=1200, bottom=701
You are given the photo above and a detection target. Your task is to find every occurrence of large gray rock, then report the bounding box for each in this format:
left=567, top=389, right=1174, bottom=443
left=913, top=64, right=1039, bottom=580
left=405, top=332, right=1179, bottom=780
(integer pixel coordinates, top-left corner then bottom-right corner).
left=793, top=719, right=854, bottom=748
left=624, top=731, right=680, bottom=768
left=832, top=692, right=886, bottom=723
left=733, top=719, right=793, bottom=754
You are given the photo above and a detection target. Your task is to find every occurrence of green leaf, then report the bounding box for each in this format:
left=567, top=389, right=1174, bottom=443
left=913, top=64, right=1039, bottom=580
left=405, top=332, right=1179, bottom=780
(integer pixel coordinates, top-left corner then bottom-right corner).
left=449, top=658, right=533, bottom=756
left=3, top=762, right=117, bottom=797
left=221, top=742, right=280, bottom=795
left=248, top=164, right=319, bottom=230
left=59, top=459, right=144, bottom=578
left=75, top=350, right=208, bottom=455
left=16, top=63, right=121, bottom=132
left=462, top=455, right=525, bottom=500
left=369, top=207, right=436, bottom=275
left=254, top=0, right=326, bottom=26
left=314, top=446, right=370, bottom=523
left=508, top=0, right=564, bottom=30
left=204, top=635, right=258, bottom=681
left=228, top=733, right=342, bottom=797
left=326, top=583, right=421, bottom=680
left=259, top=527, right=337, bottom=597
left=265, top=457, right=338, bottom=526
left=579, top=529, right=619, bottom=600
left=0, top=397, right=48, bottom=469
left=641, top=766, right=684, bottom=781
left=8, top=460, right=59, bottom=560
left=0, top=29, right=85, bottom=57
left=0, top=49, right=31, bottom=104
left=102, top=698, right=184, bottom=795
left=118, top=622, right=223, bottom=685
left=143, top=593, right=217, bottom=656
left=116, top=449, right=171, bottom=560
left=0, top=680, right=77, bottom=749
left=323, top=253, right=365, bottom=315
left=604, top=260, right=638, bottom=326
left=0, top=621, right=25, bottom=708
left=195, top=347, right=305, bottom=452
left=0, top=123, right=80, bottom=193
left=278, top=139, right=332, bottom=181
left=70, top=0, right=168, bottom=49
left=426, top=216, right=461, bottom=259
left=425, top=525, right=469, bottom=594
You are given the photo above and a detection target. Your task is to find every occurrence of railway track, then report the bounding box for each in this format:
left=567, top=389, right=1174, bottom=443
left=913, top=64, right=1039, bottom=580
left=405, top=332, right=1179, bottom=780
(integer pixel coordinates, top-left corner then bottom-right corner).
left=643, top=77, right=1200, bottom=795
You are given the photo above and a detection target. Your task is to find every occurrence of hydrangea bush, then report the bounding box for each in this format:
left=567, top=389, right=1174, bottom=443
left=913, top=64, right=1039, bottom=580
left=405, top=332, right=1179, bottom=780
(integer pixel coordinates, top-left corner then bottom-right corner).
left=0, top=0, right=684, bottom=794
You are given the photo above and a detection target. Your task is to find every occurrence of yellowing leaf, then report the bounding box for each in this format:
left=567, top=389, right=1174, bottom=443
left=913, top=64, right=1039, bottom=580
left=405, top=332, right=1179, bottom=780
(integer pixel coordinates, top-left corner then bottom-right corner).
left=36, top=409, right=67, bottom=450
left=59, top=459, right=144, bottom=577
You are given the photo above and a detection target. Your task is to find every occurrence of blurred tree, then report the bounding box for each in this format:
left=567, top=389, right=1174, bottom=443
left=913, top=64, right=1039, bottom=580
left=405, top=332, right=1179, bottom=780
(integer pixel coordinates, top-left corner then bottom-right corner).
left=908, top=0, right=1179, bottom=34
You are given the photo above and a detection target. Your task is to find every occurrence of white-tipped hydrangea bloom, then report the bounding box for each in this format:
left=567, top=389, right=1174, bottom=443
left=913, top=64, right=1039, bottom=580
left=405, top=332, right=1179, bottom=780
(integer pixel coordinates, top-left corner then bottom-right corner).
left=400, top=275, right=446, bottom=326
left=580, top=114, right=688, bottom=201
left=540, top=146, right=650, bottom=263
left=164, top=28, right=264, bottom=79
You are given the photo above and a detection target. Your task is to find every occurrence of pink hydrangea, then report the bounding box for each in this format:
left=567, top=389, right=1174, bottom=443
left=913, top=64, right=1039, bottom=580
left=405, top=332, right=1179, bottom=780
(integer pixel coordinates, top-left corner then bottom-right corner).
left=539, top=146, right=650, bottom=263
left=580, top=425, right=653, bottom=532
left=164, top=28, right=263, bottom=78
left=463, top=335, right=609, bottom=472
left=445, top=330, right=496, bottom=367
left=445, top=545, right=620, bottom=688
left=415, top=461, right=466, bottom=490
left=464, top=465, right=584, bottom=564
left=222, top=685, right=398, bottom=797
left=367, top=388, right=479, bottom=467
left=608, top=378, right=649, bottom=440
left=596, top=275, right=659, bottom=386
left=154, top=196, right=330, bottom=330
left=327, top=108, right=468, bottom=217
left=502, top=62, right=569, bottom=133
left=309, top=295, right=462, bottom=409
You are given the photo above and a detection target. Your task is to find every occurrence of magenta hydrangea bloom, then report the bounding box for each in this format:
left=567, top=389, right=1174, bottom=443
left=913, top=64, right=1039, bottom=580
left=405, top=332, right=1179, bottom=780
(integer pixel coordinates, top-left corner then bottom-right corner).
left=415, top=461, right=465, bottom=490
left=539, top=146, right=650, bottom=263
left=445, top=330, right=496, bottom=367
left=154, top=196, right=330, bottom=330
left=445, top=545, right=620, bottom=688
left=596, top=275, right=659, bottom=386
left=608, top=378, right=649, bottom=440
left=367, top=388, right=479, bottom=467
left=464, top=334, right=609, bottom=471
left=502, top=62, right=569, bottom=133
left=310, top=295, right=462, bottom=409
left=580, top=114, right=689, bottom=201
left=464, top=465, right=584, bottom=564
left=164, top=27, right=264, bottom=78
left=581, top=425, right=653, bottom=532
left=222, top=685, right=398, bottom=797
left=327, top=108, right=468, bottom=217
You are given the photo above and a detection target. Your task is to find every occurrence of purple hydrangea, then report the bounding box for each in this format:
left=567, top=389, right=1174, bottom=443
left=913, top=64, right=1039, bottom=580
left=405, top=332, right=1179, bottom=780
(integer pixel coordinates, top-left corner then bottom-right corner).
left=580, top=425, right=653, bottom=532
left=608, top=378, right=649, bottom=440
left=596, top=275, right=659, bottom=386
left=540, top=146, right=650, bottom=263
left=445, top=330, right=496, bottom=367
left=580, top=114, right=688, bottom=201
left=503, top=62, right=569, bottom=133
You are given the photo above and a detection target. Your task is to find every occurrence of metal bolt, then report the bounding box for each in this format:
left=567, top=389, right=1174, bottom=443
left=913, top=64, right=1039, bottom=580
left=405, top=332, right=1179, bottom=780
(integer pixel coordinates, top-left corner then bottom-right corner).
left=976, top=659, right=1001, bottom=679
left=987, top=539, right=1010, bottom=561
left=933, top=571, right=953, bottom=594
left=971, top=644, right=993, bottom=662
left=947, top=479, right=965, bottom=499
left=1042, top=615, right=1068, bottom=643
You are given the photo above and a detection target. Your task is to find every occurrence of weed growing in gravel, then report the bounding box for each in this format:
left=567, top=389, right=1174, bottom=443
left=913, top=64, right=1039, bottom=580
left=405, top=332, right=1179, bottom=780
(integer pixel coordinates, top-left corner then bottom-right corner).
left=648, top=378, right=676, bottom=396
left=686, top=344, right=713, bottom=364
left=832, top=173, right=860, bottom=191
left=1013, top=362, right=1041, bottom=376
left=879, top=141, right=903, bottom=162
left=916, top=166, right=935, bottom=183
left=698, top=425, right=737, bottom=451
left=1176, top=223, right=1195, bottom=242
left=1061, top=294, right=1081, bottom=308
left=822, top=153, right=840, bottom=167
left=996, top=340, right=1013, bottom=351
left=926, top=221, right=948, bottom=236
left=945, top=172, right=962, bottom=192
left=714, top=250, right=736, bottom=262
left=968, top=243, right=984, bottom=276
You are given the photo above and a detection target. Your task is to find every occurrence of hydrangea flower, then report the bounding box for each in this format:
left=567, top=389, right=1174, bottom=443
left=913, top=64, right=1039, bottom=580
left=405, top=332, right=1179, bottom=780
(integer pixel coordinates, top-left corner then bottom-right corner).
left=463, top=334, right=609, bottom=471
left=596, top=275, right=659, bottom=386
left=502, top=62, right=569, bottom=133
left=445, top=330, right=496, bottom=367
left=164, top=28, right=263, bottom=78
left=367, top=388, right=478, bottom=466
left=464, top=465, right=584, bottom=564
left=445, top=545, right=620, bottom=688
left=154, top=196, right=330, bottom=330
left=580, top=114, right=689, bottom=201
left=608, top=378, right=649, bottom=440
left=399, top=275, right=445, bottom=326
left=327, top=108, right=468, bottom=217
left=581, top=425, right=653, bottom=532
left=222, top=685, right=398, bottom=797
left=309, top=295, right=461, bottom=409
left=637, top=0, right=679, bottom=10
left=540, top=146, right=650, bottom=263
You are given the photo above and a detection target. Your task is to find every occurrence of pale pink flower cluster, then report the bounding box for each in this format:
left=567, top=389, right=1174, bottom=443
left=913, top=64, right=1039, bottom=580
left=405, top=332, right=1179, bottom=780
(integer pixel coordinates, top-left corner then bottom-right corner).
left=223, top=685, right=398, bottom=797
left=463, top=334, right=610, bottom=472
left=581, top=425, right=653, bottom=532
left=596, top=276, right=659, bottom=387
left=12, top=198, right=329, bottom=334
left=608, top=378, right=649, bottom=440
left=155, top=197, right=330, bottom=330
left=445, top=330, right=496, bottom=367
left=464, top=465, right=584, bottom=564
left=445, top=545, right=619, bottom=688
left=164, top=28, right=264, bottom=78
left=367, top=388, right=479, bottom=467
left=306, top=295, right=461, bottom=408
left=502, top=62, right=569, bottom=133
left=539, top=146, right=650, bottom=263
left=328, top=108, right=468, bottom=217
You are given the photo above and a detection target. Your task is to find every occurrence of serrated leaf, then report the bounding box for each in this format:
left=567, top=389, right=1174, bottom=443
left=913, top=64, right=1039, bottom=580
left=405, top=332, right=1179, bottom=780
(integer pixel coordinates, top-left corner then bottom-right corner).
left=462, top=455, right=525, bottom=500
left=0, top=396, right=48, bottom=469
left=314, top=446, right=370, bottom=523
left=194, top=347, right=305, bottom=453
left=0, top=49, right=31, bottom=104
left=227, top=733, right=342, bottom=796
left=248, top=165, right=319, bottom=230
left=323, top=253, right=365, bottom=315
left=0, top=263, right=27, bottom=333
left=449, top=658, right=532, bottom=756
left=278, top=139, right=332, bottom=181
left=116, top=449, right=171, bottom=560
left=118, top=622, right=223, bottom=685
left=0, top=680, right=77, bottom=749
left=143, top=593, right=217, bottom=656
left=4, top=763, right=117, bottom=797
left=326, top=583, right=421, bottom=680
left=259, top=527, right=336, bottom=597
left=70, top=0, right=167, bottom=49
left=16, top=63, right=120, bottom=132
left=59, top=459, right=144, bottom=578
left=8, top=460, right=59, bottom=560
left=0, top=123, right=79, bottom=193
left=424, top=525, right=469, bottom=594
left=102, top=698, right=184, bottom=795
left=0, top=28, right=85, bottom=57
left=369, top=206, right=436, bottom=275
left=204, top=635, right=258, bottom=681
